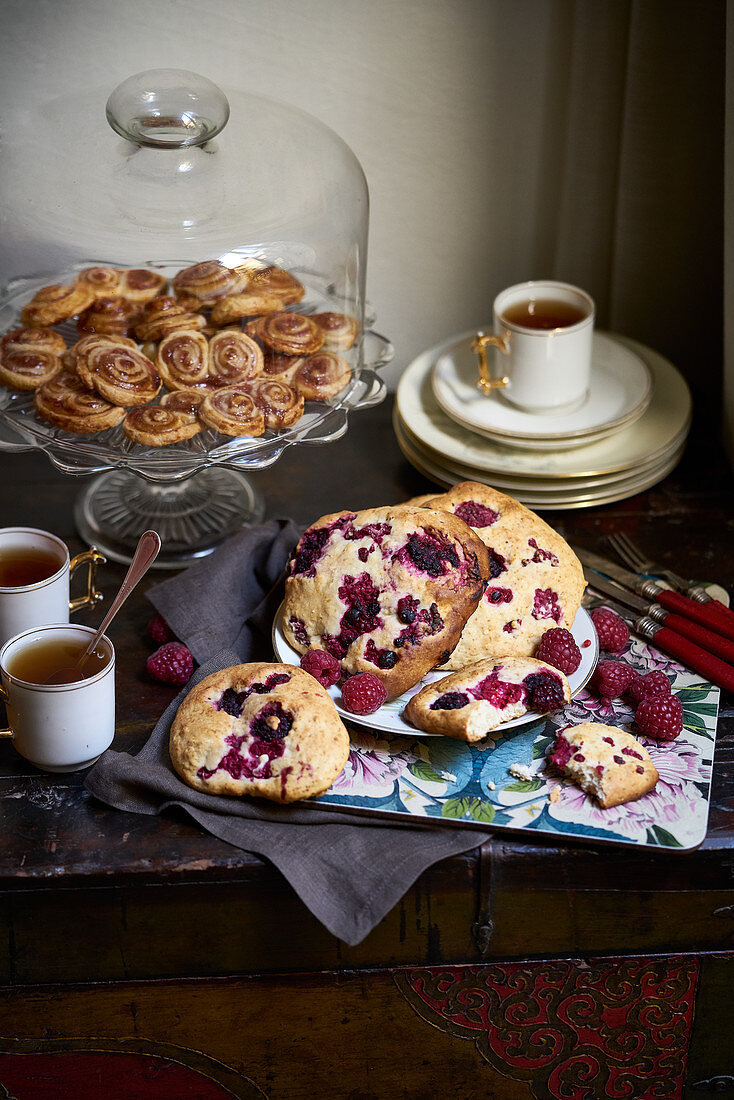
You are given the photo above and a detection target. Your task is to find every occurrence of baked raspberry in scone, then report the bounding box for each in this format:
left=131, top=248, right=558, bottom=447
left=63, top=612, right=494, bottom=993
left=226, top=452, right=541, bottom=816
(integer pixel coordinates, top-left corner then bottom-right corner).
left=548, top=722, right=658, bottom=808
left=415, top=482, right=585, bottom=668
left=281, top=505, right=491, bottom=699
left=404, top=656, right=571, bottom=742
left=169, top=662, right=350, bottom=803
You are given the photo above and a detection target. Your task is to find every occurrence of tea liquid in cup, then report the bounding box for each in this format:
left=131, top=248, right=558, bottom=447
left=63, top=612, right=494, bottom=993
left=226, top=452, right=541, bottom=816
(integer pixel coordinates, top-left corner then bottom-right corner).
left=473, top=280, right=595, bottom=413
left=0, top=528, right=104, bottom=648
left=0, top=623, right=115, bottom=772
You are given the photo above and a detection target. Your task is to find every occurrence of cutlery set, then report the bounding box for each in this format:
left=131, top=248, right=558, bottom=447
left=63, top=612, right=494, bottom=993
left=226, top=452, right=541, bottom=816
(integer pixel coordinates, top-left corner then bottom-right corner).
left=574, top=541, right=734, bottom=693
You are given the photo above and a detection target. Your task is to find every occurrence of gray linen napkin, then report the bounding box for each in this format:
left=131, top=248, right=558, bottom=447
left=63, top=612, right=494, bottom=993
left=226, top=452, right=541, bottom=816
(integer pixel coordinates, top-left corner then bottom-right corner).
left=85, top=521, right=490, bottom=944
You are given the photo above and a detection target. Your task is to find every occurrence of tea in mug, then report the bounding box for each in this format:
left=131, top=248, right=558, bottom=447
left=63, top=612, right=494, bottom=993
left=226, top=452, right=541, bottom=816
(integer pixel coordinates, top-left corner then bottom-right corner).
left=501, top=298, right=588, bottom=330
left=6, top=636, right=109, bottom=685
left=0, top=547, right=63, bottom=588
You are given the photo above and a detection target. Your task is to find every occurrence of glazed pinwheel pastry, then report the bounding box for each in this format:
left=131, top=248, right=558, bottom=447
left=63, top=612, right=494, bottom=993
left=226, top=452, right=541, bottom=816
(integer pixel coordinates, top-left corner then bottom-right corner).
left=261, top=351, right=300, bottom=380
left=75, top=266, right=124, bottom=299
left=156, top=331, right=210, bottom=391
left=207, top=330, right=263, bottom=387
left=160, top=387, right=207, bottom=417
left=66, top=334, right=137, bottom=377
left=239, top=378, right=304, bottom=429
left=210, top=291, right=285, bottom=326
left=248, top=265, right=306, bottom=304
left=75, top=340, right=161, bottom=407
left=172, top=261, right=248, bottom=308
left=134, top=297, right=207, bottom=343
left=290, top=351, right=351, bottom=400
left=310, top=311, right=359, bottom=351
left=0, top=347, right=63, bottom=391
left=258, top=312, right=324, bottom=357
left=198, top=386, right=266, bottom=438
left=123, top=405, right=201, bottom=446
left=0, top=327, right=67, bottom=357
left=76, top=297, right=142, bottom=338
left=119, top=268, right=168, bottom=303
left=20, top=283, right=96, bottom=327
left=34, top=370, right=127, bottom=433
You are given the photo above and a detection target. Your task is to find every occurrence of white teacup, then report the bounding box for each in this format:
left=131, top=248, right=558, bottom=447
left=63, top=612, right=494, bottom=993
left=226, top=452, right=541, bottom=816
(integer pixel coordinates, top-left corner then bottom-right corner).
left=473, top=280, right=595, bottom=414
left=0, top=623, right=115, bottom=772
left=0, top=528, right=104, bottom=649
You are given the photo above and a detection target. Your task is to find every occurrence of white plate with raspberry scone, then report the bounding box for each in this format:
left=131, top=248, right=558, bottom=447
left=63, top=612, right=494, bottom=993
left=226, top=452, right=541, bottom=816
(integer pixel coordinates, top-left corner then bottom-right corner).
left=272, top=604, right=598, bottom=738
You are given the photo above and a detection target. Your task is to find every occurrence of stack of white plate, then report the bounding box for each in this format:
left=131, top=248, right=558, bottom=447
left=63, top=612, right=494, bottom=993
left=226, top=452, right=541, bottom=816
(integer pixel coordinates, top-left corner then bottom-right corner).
left=394, top=330, right=691, bottom=509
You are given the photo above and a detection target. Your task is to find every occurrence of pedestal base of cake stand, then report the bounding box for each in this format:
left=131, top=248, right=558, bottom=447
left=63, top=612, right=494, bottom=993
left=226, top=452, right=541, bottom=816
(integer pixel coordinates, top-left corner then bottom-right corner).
left=74, top=467, right=266, bottom=569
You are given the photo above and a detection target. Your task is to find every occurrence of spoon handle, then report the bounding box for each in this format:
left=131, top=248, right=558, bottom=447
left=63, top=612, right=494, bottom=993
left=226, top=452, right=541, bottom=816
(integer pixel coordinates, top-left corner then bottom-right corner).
left=83, top=530, right=161, bottom=659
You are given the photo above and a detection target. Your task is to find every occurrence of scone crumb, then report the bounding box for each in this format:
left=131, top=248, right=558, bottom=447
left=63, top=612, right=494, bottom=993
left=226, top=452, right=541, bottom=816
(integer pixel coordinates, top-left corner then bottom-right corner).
left=549, top=785, right=561, bottom=803
left=508, top=763, right=534, bottom=782
left=487, top=780, right=495, bottom=790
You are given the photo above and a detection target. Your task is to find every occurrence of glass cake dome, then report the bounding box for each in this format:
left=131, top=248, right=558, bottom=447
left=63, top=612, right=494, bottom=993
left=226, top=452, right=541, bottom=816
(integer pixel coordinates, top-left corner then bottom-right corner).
left=0, top=70, right=391, bottom=566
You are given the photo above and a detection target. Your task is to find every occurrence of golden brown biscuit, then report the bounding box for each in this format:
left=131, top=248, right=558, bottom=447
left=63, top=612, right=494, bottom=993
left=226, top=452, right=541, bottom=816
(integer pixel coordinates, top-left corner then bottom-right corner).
left=548, top=722, right=659, bottom=808
left=134, top=297, right=207, bottom=343
left=310, top=311, right=359, bottom=351
left=169, top=662, right=350, bottom=802
left=259, top=312, right=324, bottom=356
left=34, top=370, right=126, bottom=433
left=123, top=405, right=201, bottom=446
left=67, top=334, right=138, bottom=379
left=172, top=261, right=248, bottom=307
left=160, top=387, right=207, bottom=416
left=416, top=482, right=585, bottom=668
left=76, top=296, right=142, bottom=338
left=239, top=378, right=304, bottom=430
left=247, top=265, right=305, bottom=304
left=404, top=656, right=571, bottom=742
left=120, top=268, right=168, bottom=303
left=75, top=266, right=124, bottom=298
left=290, top=351, right=351, bottom=400
left=75, top=340, right=161, bottom=406
left=0, top=348, right=63, bottom=391
left=282, top=505, right=491, bottom=699
left=198, top=386, right=266, bottom=437
left=156, top=330, right=210, bottom=391
left=210, top=292, right=285, bottom=325
left=0, top=327, right=67, bottom=357
left=20, top=282, right=96, bottom=326
left=207, top=330, right=263, bottom=386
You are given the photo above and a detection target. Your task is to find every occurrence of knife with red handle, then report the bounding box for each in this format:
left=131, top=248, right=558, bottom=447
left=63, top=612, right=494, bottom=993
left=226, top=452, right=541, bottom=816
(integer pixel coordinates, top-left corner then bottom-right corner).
left=575, top=546, right=734, bottom=643
left=585, top=588, right=734, bottom=692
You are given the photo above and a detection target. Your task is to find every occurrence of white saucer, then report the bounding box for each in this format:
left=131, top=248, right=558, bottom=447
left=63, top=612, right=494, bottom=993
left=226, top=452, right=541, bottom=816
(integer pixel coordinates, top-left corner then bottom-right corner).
left=396, top=333, right=691, bottom=481
left=432, top=330, right=653, bottom=448
left=272, top=604, right=598, bottom=738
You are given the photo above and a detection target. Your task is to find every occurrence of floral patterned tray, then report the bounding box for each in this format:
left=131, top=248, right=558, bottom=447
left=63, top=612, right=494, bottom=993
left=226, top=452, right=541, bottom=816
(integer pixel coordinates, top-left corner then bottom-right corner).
left=311, top=636, right=719, bottom=851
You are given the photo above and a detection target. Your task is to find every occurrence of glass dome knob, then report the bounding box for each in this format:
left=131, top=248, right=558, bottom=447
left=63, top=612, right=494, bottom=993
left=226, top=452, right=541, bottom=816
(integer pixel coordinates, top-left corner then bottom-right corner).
left=106, top=69, right=230, bottom=148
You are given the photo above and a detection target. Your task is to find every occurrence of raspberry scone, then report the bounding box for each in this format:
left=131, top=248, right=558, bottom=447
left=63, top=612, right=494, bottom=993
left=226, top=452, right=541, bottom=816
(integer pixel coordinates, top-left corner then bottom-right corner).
left=282, top=505, right=491, bottom=699
left=404, top=656, right=571, bottom=742
left=416, top=482, right=585, bottom=668
left=548, top=722, right=659, bottom=808
left=170, top=662, right=350, bottom=803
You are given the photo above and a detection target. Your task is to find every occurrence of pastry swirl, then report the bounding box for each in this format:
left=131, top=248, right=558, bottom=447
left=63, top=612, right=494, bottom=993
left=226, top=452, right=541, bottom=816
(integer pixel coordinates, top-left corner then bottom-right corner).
left=239, top=378, right=304, bottom=429
left=67, top=334, right=137, bottom=378
left=0, top=348, right=63, bottom=391
left=75, top=267, right=124, bottom=298
left=160, top=388, right=207, bottom=416
left=77, top=296, right=141, bottom=338
left=198, top=386, right=266, bottom=438
left=20, top=283, right=96, bottom=326
left=77, top=341, right=161, bottom=406
left=34, top=370, right=126, bottom=433
left=311, top=311, right=359, bottom=351
left=134, top=297, right=207, bottom=342
left=258, top=312, right=324, bottom=356
left=120, top=268, right=168, bottom=303
left=172, top=261, right=247, bottom=307
left=0, top=327, right=66, bottom=357
left=248, top=265, right=306, bottom=304
left=156, top=330, right=210, bottom=390
left=210, top=291, right=285, bottom=326
left=123, top=405, right=201, bottom=446
left=290, top=351, right=351, bottom=400
left=208, top=330, right=263, bottom=386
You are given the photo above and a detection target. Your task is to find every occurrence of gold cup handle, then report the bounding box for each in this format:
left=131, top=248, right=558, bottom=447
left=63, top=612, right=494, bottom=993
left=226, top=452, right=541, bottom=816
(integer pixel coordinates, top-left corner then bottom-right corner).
left=472, top=331, right=511, bottom=395
left=68, top=547, right=106, bottom=614
left=0, top=682, right=11, bottom=737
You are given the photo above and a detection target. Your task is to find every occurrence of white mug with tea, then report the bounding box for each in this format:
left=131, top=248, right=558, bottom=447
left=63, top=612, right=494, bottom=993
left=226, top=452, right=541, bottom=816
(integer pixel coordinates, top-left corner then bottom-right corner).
left=473, top=280, right=595, bottom=413
left=0, top=528, right=104, bottom=648
left=0, top=623, right=115, bottom=772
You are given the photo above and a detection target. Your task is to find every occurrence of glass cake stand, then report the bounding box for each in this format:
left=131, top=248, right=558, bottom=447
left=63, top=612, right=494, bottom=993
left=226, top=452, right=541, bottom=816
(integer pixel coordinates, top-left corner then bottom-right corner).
left=0, top=264, right=392, bottom=568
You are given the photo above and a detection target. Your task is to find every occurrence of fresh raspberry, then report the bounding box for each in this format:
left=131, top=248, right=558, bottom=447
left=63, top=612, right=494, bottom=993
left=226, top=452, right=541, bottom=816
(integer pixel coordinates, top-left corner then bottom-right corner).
left=635, top=693, right=683, bottom=741
left=627, top=669, right=671, bottom=703
left=590, top=607, right=630, bottom=653
left=591, top=660, right=637, bottom=700
left=300, top=648, right=341, bottom=688
left=341, top=672, right=387, bottom=715
left=147, top=641, right=194, bottom=686
left=535, top=627, right=582, bottom=675
left=148, top=613, right=175, bottom=645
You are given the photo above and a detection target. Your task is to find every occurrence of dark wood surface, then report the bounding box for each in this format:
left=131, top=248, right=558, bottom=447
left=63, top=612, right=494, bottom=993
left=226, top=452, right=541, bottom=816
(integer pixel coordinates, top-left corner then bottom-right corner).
left=0, top=394, right=733, bottom=981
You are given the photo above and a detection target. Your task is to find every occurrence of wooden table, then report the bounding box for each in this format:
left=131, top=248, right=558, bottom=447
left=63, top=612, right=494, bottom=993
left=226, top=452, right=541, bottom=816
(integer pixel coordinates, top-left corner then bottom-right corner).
left=0, top=395, right=732, bottom=1098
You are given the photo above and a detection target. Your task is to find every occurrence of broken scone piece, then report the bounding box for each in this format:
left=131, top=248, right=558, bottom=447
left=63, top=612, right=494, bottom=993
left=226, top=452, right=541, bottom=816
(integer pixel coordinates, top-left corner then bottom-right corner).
left=404, top=656, right=571, bottom=742
left=548, top=722, right=658, bottom=808
left=170, top=662, right=350, bottom=803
